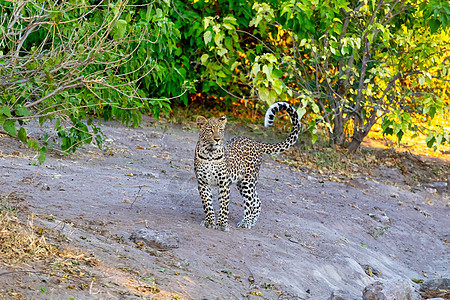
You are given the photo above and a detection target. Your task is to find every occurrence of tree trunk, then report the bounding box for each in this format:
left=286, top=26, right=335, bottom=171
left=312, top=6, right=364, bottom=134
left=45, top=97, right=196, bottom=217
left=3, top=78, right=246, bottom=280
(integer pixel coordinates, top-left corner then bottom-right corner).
left=332, top=111, right=346, bottom=146
left=347, top=112, right=378, bottom=153
left=347, top=129, right=366, bottom=153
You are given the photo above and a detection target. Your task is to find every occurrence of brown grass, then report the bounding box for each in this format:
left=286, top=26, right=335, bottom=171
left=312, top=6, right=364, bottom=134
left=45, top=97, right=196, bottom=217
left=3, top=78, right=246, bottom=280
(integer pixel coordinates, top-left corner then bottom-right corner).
left=0, top=195, right=97, bottom=275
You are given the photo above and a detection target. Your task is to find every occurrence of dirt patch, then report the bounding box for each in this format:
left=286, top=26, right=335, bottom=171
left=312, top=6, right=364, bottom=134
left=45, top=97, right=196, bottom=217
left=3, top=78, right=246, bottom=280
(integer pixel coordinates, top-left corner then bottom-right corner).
left=0, top=116, right=448, bottom=299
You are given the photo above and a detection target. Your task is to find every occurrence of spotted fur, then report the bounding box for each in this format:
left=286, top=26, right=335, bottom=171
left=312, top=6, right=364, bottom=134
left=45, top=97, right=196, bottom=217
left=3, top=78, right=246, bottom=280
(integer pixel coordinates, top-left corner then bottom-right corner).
left=194, top=102, right=300, bottom=231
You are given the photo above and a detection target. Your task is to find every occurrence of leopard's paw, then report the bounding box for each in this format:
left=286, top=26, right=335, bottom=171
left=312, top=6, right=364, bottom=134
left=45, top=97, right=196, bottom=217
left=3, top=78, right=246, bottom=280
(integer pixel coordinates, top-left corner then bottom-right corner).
left=200, top=220, right=217, bottom=229
left=217, top=224, right=230, bottom=232
left=236, top=219, right=252, bottom=229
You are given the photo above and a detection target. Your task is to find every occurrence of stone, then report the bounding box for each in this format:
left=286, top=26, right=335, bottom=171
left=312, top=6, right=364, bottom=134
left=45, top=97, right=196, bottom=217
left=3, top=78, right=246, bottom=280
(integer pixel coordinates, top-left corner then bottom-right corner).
left=423, top=182, right=448, bottom=193
left=329, top=289, right=356, bottom=300
left=307, top=175, right=318, bottom=182
left=363, top=282, right=386, bottom=300
left=130, top=228, right=179, bottom=250
left=288, top=237, right=299, bottom=244
left=420, top=278, right=450, bottom=299
left=420, top=278, right=450, bottom=291
left=362, top=279, right=421, bottom=300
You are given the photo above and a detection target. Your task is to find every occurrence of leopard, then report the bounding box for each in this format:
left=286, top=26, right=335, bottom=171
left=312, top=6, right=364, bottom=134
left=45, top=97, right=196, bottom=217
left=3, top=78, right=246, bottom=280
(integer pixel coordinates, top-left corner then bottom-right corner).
left=194, top=102, right=300, bottom=231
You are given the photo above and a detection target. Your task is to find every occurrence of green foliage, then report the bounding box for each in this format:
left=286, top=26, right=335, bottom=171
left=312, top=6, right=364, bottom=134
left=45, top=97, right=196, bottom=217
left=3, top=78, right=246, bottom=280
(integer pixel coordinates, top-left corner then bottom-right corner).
left=1, top=0, right=448, bottom=159
left=0, top=0, right=186, bottom=162
left=186, top=0, right=450, bottom=151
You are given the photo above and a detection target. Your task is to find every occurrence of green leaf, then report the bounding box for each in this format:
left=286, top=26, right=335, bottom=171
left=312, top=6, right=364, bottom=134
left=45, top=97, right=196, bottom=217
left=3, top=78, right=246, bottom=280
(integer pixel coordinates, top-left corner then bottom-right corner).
left=204, top=31, right=212, bottom=44
left=38, top=147, right=47, bottom=164
left=297, top=107, right=307, bottom=120
left=155, top=8, right=163, bottom=18
left=272, top=68, right=283, bottom=78
left=262, top=65, right=272, bottom=78
left=28, top=139, right=39, bottom=151
left=272, top=80, right=283, bottom=95
left=396, top=129, right=404, bottom=142
left=418, top=75, right=425, bottom=86
left=18, top=127, right=27, bottom=143
left=15, top=106, right=30, bottom=117
left=217, top=48, right=228, bottom=56
left=217, top=70, right=227, bottom=78
left=429, top=19, right=441, bottom=34
left=428, top=106, right=436, bottom=119
left=223, top=16, right=238, bottom=26
left=114, top=19, right=127, bottom=39
left=0, top=115, right=6, bottom=126
left=258, top=87, right=276, bottom=106
left=3, top=120, right=17, bottom=137
left=426, top=133, right=435, bottom=148
left=214, top=31, right=224, bottom=46
left=435, top=133, right=443, bottom=145
left=1, top=105, right=11, bottom=117
left=393, top=122, right=401, bottom=134
left=311, top=103, right=320, bottom=114
left=224, top=36, right=233, bottom=51
left=200, top=54, right=209, bottom=65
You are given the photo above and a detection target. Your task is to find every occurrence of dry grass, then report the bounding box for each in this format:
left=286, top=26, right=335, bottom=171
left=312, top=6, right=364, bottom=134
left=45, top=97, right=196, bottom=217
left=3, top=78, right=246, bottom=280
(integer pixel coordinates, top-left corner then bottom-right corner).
left=0, top=209, right=52, bottom=263
left=0, top=194, right=175, bottom=298
left=0, top=194, right=97, bottom=281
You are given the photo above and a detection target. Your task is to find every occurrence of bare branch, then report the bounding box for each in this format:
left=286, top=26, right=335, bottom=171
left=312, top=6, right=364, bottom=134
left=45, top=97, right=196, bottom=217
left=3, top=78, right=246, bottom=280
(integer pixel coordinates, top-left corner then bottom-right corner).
left=24, top=77, right=84, bottom=109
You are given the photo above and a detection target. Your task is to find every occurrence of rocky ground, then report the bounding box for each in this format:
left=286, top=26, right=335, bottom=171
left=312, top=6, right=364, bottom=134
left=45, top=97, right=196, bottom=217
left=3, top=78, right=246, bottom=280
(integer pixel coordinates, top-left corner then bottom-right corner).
left=0, top=116, right=448, bottom=299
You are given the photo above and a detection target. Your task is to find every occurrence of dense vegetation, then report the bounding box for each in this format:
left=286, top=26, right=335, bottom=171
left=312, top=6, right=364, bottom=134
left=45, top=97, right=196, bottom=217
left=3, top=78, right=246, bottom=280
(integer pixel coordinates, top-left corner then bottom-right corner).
left=0, top=0, right=449, bottom=161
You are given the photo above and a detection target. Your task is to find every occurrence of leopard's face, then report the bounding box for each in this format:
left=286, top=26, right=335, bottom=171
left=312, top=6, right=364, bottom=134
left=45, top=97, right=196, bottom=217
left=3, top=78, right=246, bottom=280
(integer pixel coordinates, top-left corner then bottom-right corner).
left=196, top=115, right=227, bottom=151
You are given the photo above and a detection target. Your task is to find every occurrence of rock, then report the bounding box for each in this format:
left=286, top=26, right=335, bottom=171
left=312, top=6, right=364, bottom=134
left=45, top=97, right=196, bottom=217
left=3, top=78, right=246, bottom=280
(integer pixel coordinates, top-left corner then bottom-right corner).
left=307, top=175, right=318, bottom=182
left=329, top=289, right=357, bottom=300
left=130, top=228, right=179, bottom=250
left=424, top=182, right=448, bottom=193
left=288, top=237, right=299, bottom=244
left=425, top=187, right=438, bottom=194
left=420, top=278, right=450, bottom=291
left=420, top=278, right=450, bottom=299
left=362, top=279, right=421, bottom=300
left=373, top=213, right=391, bottom=225
left=363, top=282, right=386, bottom=300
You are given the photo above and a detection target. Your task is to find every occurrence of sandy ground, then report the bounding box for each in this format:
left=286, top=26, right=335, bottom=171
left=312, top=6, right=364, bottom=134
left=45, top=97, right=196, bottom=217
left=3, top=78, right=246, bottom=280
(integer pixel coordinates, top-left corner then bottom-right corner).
left=0, top=116, right=448, bottom=299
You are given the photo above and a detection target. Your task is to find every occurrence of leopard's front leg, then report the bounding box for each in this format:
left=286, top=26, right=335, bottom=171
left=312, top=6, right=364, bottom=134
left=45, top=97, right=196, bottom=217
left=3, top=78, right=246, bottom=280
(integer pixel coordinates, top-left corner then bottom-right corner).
left=198, top=181, right=216, bottom=229
left=217, top=181, right=231, bottom=232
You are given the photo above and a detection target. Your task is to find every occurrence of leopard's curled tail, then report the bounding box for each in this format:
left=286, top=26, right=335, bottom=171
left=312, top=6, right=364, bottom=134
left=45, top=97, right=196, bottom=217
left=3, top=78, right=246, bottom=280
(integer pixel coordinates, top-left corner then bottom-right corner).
left=262, top=102, right=300, bottom=154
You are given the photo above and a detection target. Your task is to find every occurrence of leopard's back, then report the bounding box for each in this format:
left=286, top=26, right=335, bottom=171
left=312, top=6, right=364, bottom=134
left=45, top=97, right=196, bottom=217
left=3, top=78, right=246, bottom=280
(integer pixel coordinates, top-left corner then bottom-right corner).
left=225, top=136, right=264, bottom=183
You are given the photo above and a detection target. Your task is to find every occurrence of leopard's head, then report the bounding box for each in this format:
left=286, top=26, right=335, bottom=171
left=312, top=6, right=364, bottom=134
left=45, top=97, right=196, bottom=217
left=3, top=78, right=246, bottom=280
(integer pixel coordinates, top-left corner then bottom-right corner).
left=196, top=115, right=227, bottom=150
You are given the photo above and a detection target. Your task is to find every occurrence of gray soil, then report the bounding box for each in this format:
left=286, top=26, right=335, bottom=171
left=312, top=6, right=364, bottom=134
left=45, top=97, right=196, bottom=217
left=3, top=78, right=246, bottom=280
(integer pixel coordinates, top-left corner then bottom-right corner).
left=0, top=116, right=448, bottom=299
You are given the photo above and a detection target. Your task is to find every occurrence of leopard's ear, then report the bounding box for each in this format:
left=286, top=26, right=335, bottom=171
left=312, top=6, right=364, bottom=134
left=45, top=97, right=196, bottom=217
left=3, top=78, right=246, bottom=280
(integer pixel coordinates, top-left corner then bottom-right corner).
left=218, top=115, right=227, bottom=124
left=196, top=116, right=208, bottom=129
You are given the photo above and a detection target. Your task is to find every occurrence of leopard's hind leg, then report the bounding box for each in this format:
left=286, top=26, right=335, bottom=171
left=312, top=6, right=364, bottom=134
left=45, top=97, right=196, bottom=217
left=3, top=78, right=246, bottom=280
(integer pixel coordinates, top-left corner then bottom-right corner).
left=236, top=177, right=261, bottom=228
left=249, top=190, right=261, bottom=227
